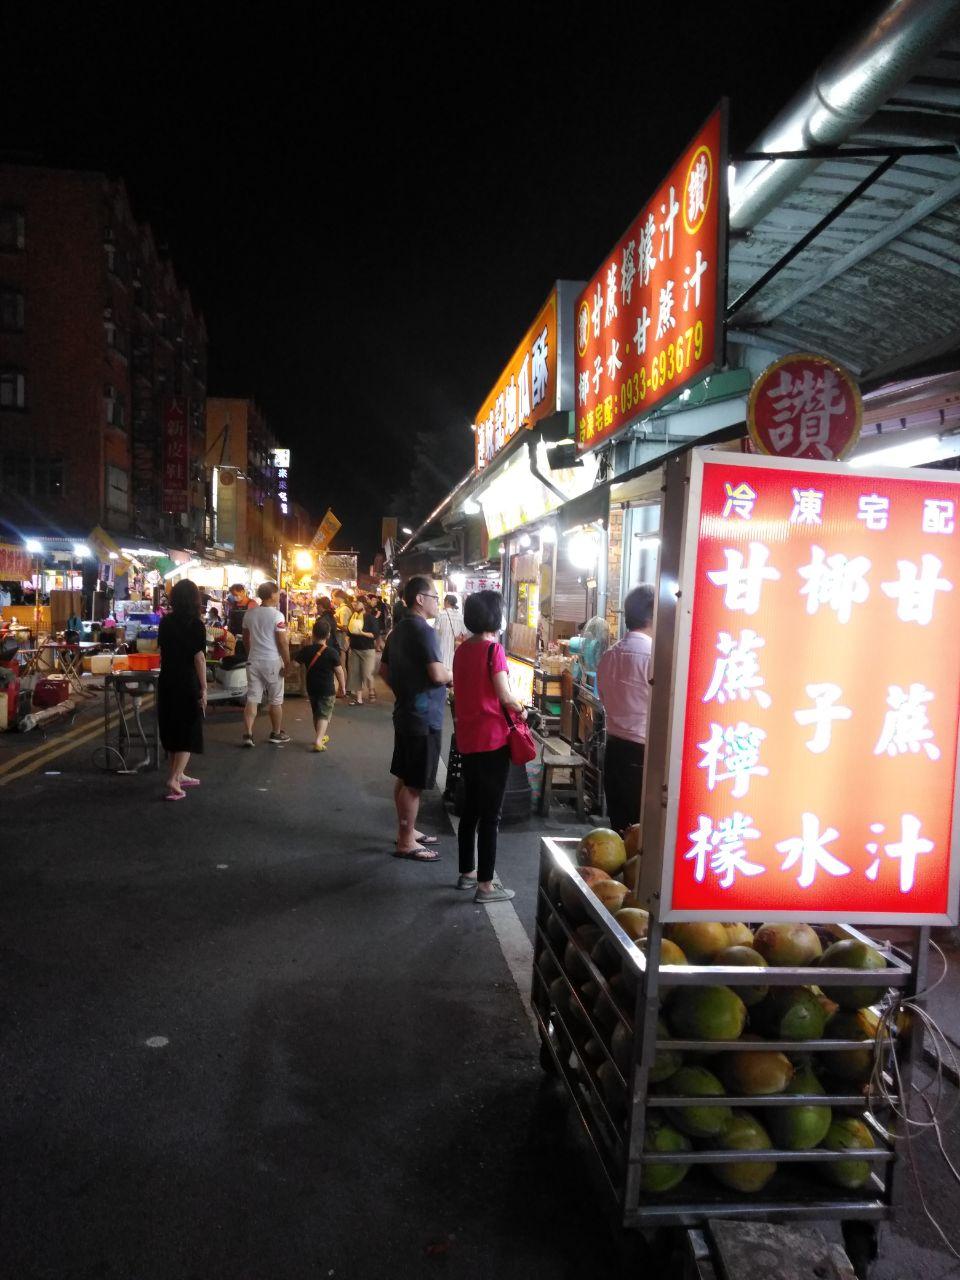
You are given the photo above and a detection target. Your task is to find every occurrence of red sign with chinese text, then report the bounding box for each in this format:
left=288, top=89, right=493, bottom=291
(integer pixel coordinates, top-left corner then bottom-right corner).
left=663, top=452, right=960, bottom=924
left=748, top=353, right=862, bottom=461
left=0, top=542, right=32, bottom=580
left=161, top=397, right=190, bottom=515
left=474, top=289, right=558, bottom=473
left=575, top=106, right=726, bottom=452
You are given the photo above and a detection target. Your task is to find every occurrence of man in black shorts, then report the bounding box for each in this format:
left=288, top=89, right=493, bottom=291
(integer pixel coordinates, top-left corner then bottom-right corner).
left=379, top=574, right=451, bottom=861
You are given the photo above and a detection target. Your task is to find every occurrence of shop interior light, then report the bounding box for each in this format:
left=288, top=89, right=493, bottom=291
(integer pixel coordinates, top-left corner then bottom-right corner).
left=163, top=558, right=200, bottom=578
left=294, top=549, right=314, bottom=571
left=108, top=552, right=119, bottom=560
left=517, top=532, right=532, bottom=549
left=566, top=529, right=600, bottom=571
left=450, top=571, right=466, bottom=591
left=401, top=526, right=413, bottom=536
left=72, top=543, right=92, bottom=558
left=539, top=525, right=557, bottom=542
left=24, top=538, right=43, bottom=553
left=120, top=547, right=165, bottom=557
left=461, top=498, right=481, bottom=515
left=848, top=435, right=960, bottom=470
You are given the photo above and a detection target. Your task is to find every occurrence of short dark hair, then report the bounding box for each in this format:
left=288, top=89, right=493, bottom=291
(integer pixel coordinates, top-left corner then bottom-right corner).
left=463, top=589, right=504, bottom=635
left=443, top=593, right=458, bottom=608
left=169, top=578, right=202, bottom=618
left=229, top=582, right=245, bottom=594
left=257, top=581, right=278, bottom=603
left=403, top=575, right=433, bottom=608
left=312, top=617, right=331, bottom=641
left=624, top=583, right=656, bottom=631
left=318, top=595, right=332, bottom=611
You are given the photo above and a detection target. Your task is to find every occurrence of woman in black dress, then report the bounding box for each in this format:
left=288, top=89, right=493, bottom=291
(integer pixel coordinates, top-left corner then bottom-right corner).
left=158, top=578, right=207, bottom=799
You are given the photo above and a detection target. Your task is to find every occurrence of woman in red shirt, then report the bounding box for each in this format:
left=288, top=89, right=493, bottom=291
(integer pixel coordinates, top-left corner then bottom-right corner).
left=452, top=590, right=526, bottom=904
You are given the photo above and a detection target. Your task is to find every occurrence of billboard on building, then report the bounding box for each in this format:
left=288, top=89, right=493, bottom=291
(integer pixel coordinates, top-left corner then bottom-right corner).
left=161, top=396, right=190, bottom=514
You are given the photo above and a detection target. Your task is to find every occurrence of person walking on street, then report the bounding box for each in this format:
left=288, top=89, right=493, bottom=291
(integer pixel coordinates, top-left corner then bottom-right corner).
left=157, top=578, right=207, bottom=799
left=451, top=590, right=523, bottom=903
left=379, top=575, right=450, bottom=861
left=435, top=593, right=467, bottom=673
left=596, top=583, right=655, bottom=834
left=347, top=597, right=381, bottom=705
left=295, top=617, right=345, bottom=751
left=241, top=581, right=292, bottom=747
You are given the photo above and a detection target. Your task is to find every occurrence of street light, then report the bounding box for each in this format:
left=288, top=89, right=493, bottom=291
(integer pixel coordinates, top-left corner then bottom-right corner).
left=294, top=549, right=314, bottom=571
left=401, top=526, right=413, bottom=536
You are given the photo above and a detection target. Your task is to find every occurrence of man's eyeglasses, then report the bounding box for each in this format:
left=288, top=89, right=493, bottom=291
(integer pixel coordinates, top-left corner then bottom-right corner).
left=419, top=592, right=439, bottom=600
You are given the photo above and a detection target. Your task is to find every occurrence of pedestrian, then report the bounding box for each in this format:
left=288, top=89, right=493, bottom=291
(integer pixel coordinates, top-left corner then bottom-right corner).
left=451, top=590, right=523, bottom=903
left=295, top=616, right=345, bottom=751
left=596, top=583, right=655, bottom=834
left=379, top=574, right=450, bottom=861
left=435, top=592, right=467, bottom=673
left=332, top=589, right=351, bottom=672
left=240, top=581, right=292, bottom=747
left=157, top=577, right=207, bottom=800
left=347, top=596, right=381, bottom=705
left=226, top=583, right=255, bottom=636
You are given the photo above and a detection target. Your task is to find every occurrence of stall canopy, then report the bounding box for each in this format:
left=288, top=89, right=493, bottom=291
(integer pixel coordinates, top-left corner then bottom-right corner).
left=727, top=6, right=960, bottom=384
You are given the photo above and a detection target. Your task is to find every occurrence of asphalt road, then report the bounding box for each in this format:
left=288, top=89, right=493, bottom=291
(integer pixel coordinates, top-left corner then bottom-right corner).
left=0, top=687, right=958, bottom=1279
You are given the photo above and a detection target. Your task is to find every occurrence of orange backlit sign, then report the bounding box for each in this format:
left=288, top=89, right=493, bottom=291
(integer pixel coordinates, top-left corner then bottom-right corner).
left=474, top=289, right=558, bottom=473
left=574, top=105, right=726, bottom=452
left=660, top=451, right=960, bottom=924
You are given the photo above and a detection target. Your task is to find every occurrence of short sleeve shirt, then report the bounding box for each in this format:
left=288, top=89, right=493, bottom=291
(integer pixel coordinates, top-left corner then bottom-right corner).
left=382, top=615, right=445, bottom=734
left=242, top=605, right=287, bottom=668
left=452, top=639, right=509, bottom=754
left=295, top=642, right=340, bottom=697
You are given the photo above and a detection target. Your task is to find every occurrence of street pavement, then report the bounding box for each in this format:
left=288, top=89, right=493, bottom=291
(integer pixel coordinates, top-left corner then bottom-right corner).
left=0, top=685, right=958, bottom=1279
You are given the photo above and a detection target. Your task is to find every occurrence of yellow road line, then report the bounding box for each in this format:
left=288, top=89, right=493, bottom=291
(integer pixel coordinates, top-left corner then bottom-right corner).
left=0, top=695, right=155, bottom=787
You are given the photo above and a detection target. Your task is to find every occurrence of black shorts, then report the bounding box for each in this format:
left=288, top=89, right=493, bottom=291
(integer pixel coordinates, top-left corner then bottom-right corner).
left=391, top=728, right=442, bottom=790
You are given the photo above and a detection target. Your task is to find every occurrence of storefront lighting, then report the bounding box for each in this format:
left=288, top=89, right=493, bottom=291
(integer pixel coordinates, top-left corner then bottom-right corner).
left=566, top=529, right=600, bottom=571
left=849, top=434, right=960, bottom=471
left=108, top=552, right=119, bottom=560
left=72, top=543, right=92, bottom=558
left=24, top=539, right=43, bottom=553
left=517, top=533, right=531, bottom=549
left=450, top=571, right=466, bottom=591
left=121, top=547, right=165, bottom=557
left=163, top=558, right=200, bottom=579
left=461, top=499, right=481, bottom=515
left=401, top=526, right=413, bottom=536
left=294, top=549, right=314, bottom=571
left=539, top=525, right=557, bottom=543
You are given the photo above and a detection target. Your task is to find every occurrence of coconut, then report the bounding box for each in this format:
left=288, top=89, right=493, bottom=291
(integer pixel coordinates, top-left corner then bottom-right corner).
left=724, top=922, right=755, bottom=948
left=615, top=907, right=650, bottom=942
left=817, top=939, right=889, bottom=1010
left=721, top=1048, right=794, bottom=1096
left=667, top=985, right=747, bottom=1041
left=711, top=945, right=769, bottom=1006
left=640, top=1117, right=691, bottom=1193
left=753, top=922, right=822, bottom=967
left=664, top=922, right=730, bottom=963
left=819, top=1117, right=876, bottom=1189
left=578, top=828, right=627, bottom=876
left=560, top=866, right=613, bottom=921
left=753, top=986, right=831, bottom=1041
left=767, top=1065, right=832, bottom=1150
left=592, top=879, right=630, bottom=914
left=661, top=1065, right=733, bottom=1138
left=711, top=1111, right=777, bottom=1192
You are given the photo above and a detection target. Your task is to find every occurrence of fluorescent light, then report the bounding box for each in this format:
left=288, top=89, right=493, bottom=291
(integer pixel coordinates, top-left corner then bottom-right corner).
left=401, top=526, right=413, bottom=536
left=517, top=533, right=531, bottom=549
left=121, top=547, right=165, bottom=557
left=848, top=435, right=960, bottom=470
left=108, top=552, right=119, bottom=560
left=461, top=499, right=481, bottom=516
left=539, top=525, right=557, bottom=543
left=73, top=543, right=91, bottom=558
left=24, top=539, right=43, bottom=553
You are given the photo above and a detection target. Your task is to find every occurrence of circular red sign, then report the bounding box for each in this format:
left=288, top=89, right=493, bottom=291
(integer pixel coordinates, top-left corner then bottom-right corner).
left=747, top=353, right=862, bottom=462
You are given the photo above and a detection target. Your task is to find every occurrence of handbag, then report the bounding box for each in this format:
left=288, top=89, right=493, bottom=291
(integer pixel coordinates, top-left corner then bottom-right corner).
left=487, top=643, right=537, bottom=765
left=348, top=612, right=364, bottom=635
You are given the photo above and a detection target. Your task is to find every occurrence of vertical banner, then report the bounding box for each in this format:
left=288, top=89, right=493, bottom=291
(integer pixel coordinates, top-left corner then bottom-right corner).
left=311, top=508, right=342, bottom=552
left=575, top=104, right=727, bottom=451
left=653, top=450, right=960, bottom=925
left=162, top=396, right=190, bottom=514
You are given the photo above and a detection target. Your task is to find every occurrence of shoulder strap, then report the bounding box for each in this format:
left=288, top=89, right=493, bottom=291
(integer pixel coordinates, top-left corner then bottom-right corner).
left=307, top=642, right=326, bottom=673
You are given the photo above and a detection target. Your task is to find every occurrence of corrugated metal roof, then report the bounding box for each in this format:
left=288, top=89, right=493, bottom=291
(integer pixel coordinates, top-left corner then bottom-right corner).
left=727, top=36, right=960, bottom=381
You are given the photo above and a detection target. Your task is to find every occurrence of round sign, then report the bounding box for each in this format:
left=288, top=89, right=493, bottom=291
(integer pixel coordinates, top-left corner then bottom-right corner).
left=747, top=352, right=862, bottom=462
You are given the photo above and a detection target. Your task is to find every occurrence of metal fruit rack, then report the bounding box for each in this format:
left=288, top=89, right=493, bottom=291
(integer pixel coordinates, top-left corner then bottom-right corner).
left=532, top=837, right=928, bottom=1249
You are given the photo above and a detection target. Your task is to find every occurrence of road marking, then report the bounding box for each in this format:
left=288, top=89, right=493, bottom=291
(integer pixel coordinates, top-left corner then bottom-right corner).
left=144, top=1036, right=169, bottom=1048
left=0, top=697, right=155, bottom=787
left=0, top=699, right=109, bottom=774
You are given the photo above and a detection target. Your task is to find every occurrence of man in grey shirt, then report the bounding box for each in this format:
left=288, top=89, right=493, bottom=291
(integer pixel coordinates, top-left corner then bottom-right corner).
left=241, top=582, right=292, bottom=746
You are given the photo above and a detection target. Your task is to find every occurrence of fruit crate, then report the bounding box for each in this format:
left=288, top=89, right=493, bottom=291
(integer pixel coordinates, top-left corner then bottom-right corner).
left=532, top=837, right=927, bottom=1240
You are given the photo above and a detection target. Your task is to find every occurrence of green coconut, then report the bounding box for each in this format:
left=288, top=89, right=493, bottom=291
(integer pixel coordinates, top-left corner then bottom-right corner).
left=767, top=1065, right=833, bottom=1150
left=640, top=1116, right=692, bottom=1193
left=712, top=945, right=769, bottom=1006
left=711, top=1111, right=777, bottom=1192
left=667, top=985, right=747, bottom=1041
left=817, top=939, right=889, bottom=1010
left=754, top=986, right=831, bottom=1041
left=661, top=1065, right=733, bottom=1138
left=819, top=1117, right=876, bottom=1189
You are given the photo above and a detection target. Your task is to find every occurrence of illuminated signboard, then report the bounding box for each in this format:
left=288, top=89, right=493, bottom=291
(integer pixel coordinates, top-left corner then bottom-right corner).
left=656, top=451, right=960, bottom=924
left=272, top=447, right=291, bottom=516
left=506, top=656, right=535, bottom=708
left=161, top=396, right=190, bottom=514
left=748, top=353, right=862, bottom=461
left=575, top=105, right=726, bottom=452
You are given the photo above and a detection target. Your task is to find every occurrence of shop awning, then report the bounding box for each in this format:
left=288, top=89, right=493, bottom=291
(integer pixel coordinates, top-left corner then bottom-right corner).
left=557, top=483, right=611, bottom=534
left=727, top=25, right=960, bottom=383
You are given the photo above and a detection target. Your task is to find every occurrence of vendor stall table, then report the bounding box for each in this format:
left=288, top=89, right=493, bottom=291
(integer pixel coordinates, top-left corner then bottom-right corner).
left=94, top=671, right=160, bottom=773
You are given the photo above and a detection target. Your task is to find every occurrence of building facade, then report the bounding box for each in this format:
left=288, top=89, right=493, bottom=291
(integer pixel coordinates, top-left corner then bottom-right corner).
left=205, top=396, right=285, bottom=571
left=0, top=165, right=207, bottom=543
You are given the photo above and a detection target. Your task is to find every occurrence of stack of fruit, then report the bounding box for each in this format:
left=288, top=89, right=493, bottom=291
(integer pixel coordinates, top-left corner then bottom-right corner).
left=539, top=829, right=893, bottom=1198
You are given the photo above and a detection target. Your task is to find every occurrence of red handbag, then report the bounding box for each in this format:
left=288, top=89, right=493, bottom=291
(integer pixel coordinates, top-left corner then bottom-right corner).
left=487, top=644, right=537, bottom=764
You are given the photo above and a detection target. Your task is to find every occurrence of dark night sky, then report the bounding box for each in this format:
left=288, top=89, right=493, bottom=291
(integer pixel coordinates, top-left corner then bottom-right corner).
left=7, top=2, right=880, bottom=561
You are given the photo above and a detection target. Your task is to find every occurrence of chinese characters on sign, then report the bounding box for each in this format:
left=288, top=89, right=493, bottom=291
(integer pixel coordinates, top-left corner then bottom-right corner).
left=474, top=289, right=559, bottom=472
left=310, top=508, right=341, bottom=553
left=748, top=354, right=862, bottom=461
left=161, top=396, right=190, bottom=514
left=271, top=447, right=291, bottom=516
left=574, top=106, right=725, bottom=451
left=667, top=454, right=960, bottom=923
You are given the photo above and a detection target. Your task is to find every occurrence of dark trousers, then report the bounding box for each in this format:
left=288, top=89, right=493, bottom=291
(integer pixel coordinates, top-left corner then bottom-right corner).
left=603, top=734, right=645, bottom=834
left=458, top=746, right=511, bottom=882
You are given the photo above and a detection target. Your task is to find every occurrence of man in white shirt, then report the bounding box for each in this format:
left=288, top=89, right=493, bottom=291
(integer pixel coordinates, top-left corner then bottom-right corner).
left=435, top=594, right=467, bottom=671
left=241, top=582, right=292, bottom=746
left=596, top=584, right=655, bottom=834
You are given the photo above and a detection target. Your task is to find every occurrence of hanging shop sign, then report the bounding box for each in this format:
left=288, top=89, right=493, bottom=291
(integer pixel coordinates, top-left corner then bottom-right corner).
left=310, top=508, right=342, bottom=552
left=747, top=353, right=862, bottom=461
left=161, top=396, right=190, bottom=514
left=575, top=104, right=727, bottom=452
left=474, top=288, right=559, bottom=473
left=655, top=450, right=960, bottom=924
left=271, top=447, right=291, bottom=516
left=0, top=542, right=31, bottom=579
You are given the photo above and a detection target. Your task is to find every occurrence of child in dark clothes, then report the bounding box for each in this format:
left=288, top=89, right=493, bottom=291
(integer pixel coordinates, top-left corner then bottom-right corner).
left=295, top=618, right=345, bottom=752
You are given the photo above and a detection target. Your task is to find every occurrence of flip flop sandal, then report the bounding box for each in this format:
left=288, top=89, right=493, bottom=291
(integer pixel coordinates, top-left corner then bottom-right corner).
left=179, top=778, right=201, bottom=787
left=164, top=791, right=186, bottom=801
left=393, top=847, right=440, bottom=862
left=396, top=835, right=439, bottom=847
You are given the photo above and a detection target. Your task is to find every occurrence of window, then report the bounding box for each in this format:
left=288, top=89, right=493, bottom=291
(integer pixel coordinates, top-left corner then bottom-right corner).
left=0, top=288, right=24, bottom=332
left=0, top=369, right=26, bottom=409
left=1, top=453, right=30, bottom=491
left=0, top=454, right=63, bottom=496
left=106, top=464, right=129, bottom=514
left=34, top=458, right=64, bottom=498
left=0, top=209, right=25, bottom=252
left=104, top=384, right=126, bottom=428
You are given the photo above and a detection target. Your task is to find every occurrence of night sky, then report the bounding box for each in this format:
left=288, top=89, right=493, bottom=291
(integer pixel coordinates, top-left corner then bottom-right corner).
left=7, top=2, right=879, bottom=561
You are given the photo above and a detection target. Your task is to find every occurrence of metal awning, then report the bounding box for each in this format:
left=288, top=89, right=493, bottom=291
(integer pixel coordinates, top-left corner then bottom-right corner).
left=727, top=16, right=960, bottom=384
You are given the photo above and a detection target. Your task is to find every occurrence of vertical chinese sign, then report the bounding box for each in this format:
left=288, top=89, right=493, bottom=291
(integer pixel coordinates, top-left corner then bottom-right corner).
left=659, top=451, right=960, bottom=924
left=162, top=396, right=190, bottom=514
left=474, top=288, right=559, bottom=473
left=272, top=448, right=291, bottom=517
left=575, top=105, right=727, bottom=451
